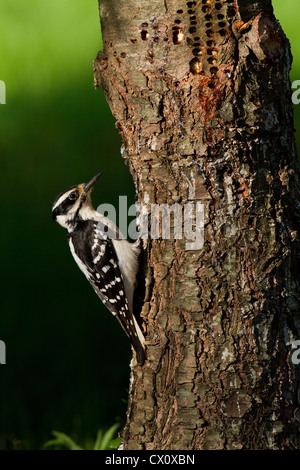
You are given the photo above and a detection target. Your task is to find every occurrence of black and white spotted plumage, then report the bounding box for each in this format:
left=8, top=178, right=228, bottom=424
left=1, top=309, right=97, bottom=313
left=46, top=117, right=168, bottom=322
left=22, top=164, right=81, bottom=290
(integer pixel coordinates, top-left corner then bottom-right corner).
left=52, top=171, right=146, bottom=365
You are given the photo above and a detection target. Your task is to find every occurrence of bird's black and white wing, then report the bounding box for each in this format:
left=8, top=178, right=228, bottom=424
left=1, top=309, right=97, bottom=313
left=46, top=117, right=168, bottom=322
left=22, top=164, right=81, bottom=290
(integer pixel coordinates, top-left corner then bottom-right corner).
left=68, top=220, right=145, bottom=364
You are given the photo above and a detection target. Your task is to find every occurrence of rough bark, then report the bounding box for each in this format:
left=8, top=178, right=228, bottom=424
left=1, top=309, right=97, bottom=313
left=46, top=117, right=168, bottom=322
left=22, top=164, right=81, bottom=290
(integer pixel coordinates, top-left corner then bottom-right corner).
left=94, top=0, right=300, bottom=450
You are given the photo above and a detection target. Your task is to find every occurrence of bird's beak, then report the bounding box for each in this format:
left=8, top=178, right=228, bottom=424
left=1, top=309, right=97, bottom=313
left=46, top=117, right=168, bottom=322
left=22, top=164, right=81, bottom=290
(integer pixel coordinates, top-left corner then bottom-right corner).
left=83, top=170, right=105, bottom=193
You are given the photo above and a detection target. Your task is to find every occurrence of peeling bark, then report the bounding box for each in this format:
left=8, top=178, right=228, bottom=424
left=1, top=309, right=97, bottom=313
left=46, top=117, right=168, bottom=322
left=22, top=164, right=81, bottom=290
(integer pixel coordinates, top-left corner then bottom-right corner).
left=94, top=0, right=300, bottom=450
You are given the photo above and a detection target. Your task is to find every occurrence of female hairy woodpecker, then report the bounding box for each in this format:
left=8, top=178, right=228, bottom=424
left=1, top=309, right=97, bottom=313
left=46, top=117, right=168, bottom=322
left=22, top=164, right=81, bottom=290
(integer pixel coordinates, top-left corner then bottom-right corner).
left=52, top=171, right=146, bottom=365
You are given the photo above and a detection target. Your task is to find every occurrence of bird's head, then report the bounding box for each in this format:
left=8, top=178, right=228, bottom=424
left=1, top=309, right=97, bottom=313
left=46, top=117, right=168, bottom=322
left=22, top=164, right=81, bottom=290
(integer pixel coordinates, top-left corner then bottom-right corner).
left=52, top=170, right=104, bottom=230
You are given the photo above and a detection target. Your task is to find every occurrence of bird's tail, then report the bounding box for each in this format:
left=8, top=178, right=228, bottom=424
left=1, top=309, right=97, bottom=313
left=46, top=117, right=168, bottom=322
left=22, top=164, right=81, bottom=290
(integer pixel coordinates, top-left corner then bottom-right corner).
left=132, top=339, right=146, bottom=366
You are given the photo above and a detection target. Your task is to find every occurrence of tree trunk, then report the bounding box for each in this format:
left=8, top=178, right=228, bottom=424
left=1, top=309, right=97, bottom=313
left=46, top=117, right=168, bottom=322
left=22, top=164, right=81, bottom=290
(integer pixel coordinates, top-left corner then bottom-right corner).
left=94, top=0, right=300, bottom=450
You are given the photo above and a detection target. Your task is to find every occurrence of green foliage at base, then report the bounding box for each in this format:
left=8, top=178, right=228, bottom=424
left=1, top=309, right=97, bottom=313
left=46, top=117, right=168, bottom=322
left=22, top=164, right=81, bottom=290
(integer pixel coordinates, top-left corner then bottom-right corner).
left=44, top=424, right=121, bottom=450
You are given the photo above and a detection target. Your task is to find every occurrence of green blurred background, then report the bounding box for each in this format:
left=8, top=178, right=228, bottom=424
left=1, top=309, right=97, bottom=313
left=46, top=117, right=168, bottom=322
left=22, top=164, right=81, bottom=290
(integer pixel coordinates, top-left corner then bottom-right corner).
left=0, top=0, right=299, bottom=450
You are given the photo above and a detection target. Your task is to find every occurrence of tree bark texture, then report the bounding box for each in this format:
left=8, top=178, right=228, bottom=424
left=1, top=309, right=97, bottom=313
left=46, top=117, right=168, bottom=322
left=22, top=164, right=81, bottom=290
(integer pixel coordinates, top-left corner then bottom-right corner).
left=94, top=0, right=300, bottom=450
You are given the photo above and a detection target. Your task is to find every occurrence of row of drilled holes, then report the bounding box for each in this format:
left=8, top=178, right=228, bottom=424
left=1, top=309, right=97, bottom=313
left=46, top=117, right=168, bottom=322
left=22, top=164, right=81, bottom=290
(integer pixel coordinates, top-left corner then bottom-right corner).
left=140, top=0, right=233, bottom=42
left=141, top=2, right=227, bottom=42
left=139, top=0, right=230, bottom=77
left=186, top=1, right=225, bottom=75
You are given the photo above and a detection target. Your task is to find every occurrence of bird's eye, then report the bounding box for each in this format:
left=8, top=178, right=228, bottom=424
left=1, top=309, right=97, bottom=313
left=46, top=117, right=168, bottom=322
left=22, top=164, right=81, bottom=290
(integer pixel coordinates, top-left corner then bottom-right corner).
left=69, top=192, right=77, bottom=201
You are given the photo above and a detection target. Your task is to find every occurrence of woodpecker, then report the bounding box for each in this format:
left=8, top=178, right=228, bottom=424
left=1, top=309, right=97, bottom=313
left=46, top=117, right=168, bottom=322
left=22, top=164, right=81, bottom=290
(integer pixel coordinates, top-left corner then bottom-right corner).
left=52, top=171, right=146, bottom=365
